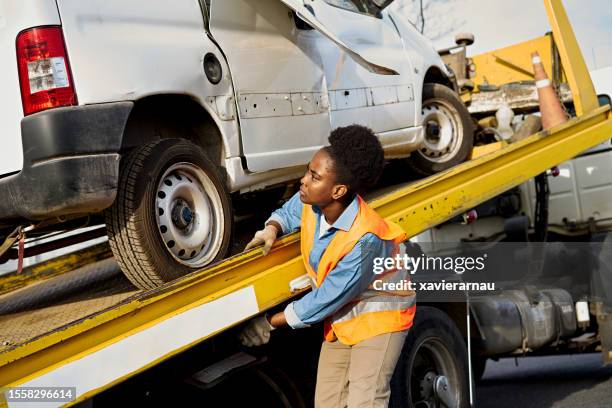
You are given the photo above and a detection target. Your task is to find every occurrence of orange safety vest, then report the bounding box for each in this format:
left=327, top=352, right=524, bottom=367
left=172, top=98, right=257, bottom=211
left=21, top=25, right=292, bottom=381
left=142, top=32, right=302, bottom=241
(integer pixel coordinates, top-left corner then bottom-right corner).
left=300, top=195, right=416, bottom=345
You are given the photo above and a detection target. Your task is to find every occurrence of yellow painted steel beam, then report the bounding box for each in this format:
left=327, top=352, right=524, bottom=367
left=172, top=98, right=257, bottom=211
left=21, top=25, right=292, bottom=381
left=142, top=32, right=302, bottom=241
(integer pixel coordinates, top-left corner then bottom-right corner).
left=1, top=106, right=610, bottom=401
left=544, top=0, right=598, bottom=115
left=0, top=238, right=302, bottom=394
left=470, top=36, right=554, bottom=89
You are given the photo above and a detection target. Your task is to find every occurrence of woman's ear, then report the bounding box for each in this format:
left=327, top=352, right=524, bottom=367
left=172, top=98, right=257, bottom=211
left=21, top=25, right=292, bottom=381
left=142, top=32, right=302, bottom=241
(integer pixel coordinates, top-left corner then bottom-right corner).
left=332, top=184, right=348, bottom=201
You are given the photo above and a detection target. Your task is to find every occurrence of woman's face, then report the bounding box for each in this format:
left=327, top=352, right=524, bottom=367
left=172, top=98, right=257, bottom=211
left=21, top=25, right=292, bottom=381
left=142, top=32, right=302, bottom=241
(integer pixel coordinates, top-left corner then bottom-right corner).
left=299, top=148, right=348, bottom=207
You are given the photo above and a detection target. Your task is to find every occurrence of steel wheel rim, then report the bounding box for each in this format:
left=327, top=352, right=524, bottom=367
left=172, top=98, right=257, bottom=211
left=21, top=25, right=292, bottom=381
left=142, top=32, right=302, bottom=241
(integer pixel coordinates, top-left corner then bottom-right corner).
left=418, top=98, right=464, bottom=163
left=410, top=336, right=461, bottom=407
left=155, top=162, right=224, bottom=267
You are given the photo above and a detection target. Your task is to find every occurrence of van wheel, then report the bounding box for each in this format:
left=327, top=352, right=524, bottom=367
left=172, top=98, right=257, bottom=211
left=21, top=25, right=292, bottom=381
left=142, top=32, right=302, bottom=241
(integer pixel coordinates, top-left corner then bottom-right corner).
left=105, top=139, right=232, bottom=289
left=408, top=83, right=474, bottom=175
left=391, top=306, right=470, bottom=408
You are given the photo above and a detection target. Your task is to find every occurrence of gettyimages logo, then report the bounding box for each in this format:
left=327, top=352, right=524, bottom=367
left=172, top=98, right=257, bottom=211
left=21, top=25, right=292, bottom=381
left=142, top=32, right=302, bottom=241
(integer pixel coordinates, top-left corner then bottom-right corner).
left=368, top=244, right=496, bottom=298
left=373, top=252, right=488, bottom=275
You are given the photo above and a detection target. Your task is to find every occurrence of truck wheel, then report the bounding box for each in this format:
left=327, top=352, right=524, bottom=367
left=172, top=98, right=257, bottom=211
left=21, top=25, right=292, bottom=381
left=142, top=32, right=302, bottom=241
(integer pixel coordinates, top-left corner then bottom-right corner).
left=391, top=306, right=470, bottom=408
left=105, top=139, right=232, bottom=289
left=408, top=83, right=474, bottom=175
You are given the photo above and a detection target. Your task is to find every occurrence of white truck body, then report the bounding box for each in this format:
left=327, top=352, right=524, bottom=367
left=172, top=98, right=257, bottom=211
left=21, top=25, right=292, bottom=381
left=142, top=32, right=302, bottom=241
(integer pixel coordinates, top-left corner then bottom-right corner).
left=533, top=66, right=612, bottom=227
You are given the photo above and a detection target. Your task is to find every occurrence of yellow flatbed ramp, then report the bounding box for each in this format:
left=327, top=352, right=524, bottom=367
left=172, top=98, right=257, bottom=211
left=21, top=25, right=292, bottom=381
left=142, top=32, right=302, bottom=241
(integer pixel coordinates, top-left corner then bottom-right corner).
left=1, top=1, right=610, bottom=404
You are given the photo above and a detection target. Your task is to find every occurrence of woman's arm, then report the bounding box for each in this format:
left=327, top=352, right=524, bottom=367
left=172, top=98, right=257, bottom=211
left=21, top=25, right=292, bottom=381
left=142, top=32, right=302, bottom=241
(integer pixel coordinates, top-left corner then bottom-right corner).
left=245, top=191, right=304, bottom=254
left=265, top=191, right=304, bottom=234
left=268, top=234, right=393, bottom=329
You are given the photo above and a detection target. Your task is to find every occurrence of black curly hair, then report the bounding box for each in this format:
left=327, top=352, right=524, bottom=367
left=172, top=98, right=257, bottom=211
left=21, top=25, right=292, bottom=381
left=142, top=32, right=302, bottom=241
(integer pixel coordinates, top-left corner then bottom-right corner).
left=324, top=124, right=385, bottom=200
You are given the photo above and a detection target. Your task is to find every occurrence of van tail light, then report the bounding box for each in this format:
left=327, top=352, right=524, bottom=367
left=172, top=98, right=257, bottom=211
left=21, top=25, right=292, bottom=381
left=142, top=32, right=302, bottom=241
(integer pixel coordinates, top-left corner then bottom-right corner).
left=16, top=26, right=77, bottom=116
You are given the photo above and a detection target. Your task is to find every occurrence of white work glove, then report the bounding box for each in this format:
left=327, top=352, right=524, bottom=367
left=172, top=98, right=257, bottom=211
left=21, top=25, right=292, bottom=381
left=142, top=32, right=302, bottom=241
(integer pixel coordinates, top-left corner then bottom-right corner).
left=239, top=315, right=275, bottom=347
left=244, top=225, right=279, bottom=256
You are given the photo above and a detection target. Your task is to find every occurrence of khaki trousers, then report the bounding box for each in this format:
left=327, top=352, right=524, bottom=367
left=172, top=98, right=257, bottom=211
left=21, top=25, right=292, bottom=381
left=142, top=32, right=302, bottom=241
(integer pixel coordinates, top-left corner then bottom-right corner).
left=314, top=330, right=408, bottom=408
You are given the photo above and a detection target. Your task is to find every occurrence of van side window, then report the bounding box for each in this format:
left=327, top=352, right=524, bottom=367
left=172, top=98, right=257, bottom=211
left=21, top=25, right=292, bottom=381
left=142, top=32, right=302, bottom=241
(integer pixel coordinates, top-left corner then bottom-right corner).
left=323, top=0, right=382, bottom=18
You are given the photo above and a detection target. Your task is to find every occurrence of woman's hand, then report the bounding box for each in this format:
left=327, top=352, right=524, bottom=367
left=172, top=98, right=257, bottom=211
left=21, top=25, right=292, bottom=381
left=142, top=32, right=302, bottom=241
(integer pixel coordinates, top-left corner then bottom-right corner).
left=239, top=315, right=275, bottom=347
left=244, top=224, right=279, bottom=256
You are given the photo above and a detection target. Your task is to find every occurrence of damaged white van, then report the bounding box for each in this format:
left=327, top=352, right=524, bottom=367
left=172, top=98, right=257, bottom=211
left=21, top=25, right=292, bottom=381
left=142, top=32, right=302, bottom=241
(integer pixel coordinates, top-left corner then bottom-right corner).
left=0, top=0, right=473, bottom=288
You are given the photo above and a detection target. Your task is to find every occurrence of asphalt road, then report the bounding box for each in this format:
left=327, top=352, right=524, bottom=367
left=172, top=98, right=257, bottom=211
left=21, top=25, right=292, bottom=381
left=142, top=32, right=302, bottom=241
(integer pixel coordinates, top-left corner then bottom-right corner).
left=475, top=353, right=612, bottom=408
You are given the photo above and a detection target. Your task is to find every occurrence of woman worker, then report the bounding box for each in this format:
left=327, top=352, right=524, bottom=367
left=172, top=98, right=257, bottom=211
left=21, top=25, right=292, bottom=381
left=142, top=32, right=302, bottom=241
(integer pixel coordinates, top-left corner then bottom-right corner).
left=240, top=125, right=416, bottom=408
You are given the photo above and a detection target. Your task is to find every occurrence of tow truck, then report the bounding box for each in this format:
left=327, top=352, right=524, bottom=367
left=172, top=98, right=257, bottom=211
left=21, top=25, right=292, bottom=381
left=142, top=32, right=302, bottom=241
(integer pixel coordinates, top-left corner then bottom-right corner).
left=1, top=0, right=611, bottom=406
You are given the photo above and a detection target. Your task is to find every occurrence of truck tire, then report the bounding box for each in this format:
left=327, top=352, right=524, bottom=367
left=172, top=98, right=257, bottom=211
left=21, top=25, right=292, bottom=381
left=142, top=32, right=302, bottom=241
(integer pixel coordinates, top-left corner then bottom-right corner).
left=391, top=306, right=470, bottom=408
left=408, top=83, right=474, bottom=176
left=105, top=139, right=232, bottom=289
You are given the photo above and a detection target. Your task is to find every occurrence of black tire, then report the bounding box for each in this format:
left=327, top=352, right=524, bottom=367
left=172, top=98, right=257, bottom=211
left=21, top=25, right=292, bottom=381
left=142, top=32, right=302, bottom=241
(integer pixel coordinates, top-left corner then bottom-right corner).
left=105, top=139, right=232, bottom=289
left=407, top=83, right=474, bottom=176
left=391, top=306, right=470, bottom=408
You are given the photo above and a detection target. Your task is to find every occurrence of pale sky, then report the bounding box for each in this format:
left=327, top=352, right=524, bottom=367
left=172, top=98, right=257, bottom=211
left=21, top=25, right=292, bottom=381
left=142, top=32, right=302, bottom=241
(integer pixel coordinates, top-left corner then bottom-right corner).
left=391, top=0, right=612, bottom=70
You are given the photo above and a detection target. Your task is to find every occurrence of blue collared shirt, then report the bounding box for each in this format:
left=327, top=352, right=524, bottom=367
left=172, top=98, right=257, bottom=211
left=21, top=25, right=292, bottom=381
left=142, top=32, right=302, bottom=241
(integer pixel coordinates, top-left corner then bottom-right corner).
left=267, top=192, right=395, bottom=329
